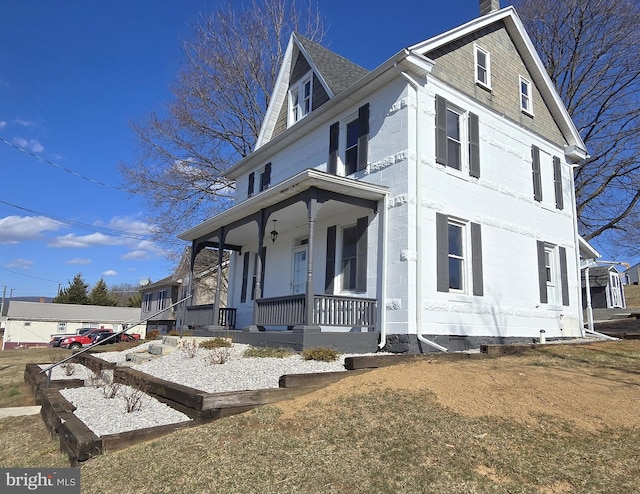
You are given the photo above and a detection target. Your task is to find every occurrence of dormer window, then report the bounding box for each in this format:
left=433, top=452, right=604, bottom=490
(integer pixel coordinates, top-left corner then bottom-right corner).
left=290, top=74, right=312, bottom=124
left=474, top=45, right=491, bottom=89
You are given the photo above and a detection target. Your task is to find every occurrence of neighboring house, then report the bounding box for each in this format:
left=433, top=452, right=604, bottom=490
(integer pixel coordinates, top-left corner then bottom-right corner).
left=140, top=247, right=229, bottom=334
left=623, top=262, right=640, bottom=285
left=582, top=266, right=626, bottom=310
left=179, top=1, right=589, bottom=352
left=1, top=302, right=142, bottom=350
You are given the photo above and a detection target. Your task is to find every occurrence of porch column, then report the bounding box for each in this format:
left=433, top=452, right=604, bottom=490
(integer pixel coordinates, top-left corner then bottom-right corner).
left=247, top=211, right=266, bottom=331
left=213, top=227, right=226, bottom=328
left=295, top=197, right=321, bottom=332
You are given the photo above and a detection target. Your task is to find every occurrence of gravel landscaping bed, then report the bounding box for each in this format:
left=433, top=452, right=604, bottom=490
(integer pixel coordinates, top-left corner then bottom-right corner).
left=59, top=386, right=191, bottom=436
left=38, top=363, right=95, bottom=381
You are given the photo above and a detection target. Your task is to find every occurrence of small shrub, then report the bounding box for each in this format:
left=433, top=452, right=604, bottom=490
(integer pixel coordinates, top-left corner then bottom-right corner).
left=167, top=330, right=180, bottom=336
left=199, top=337, right=232, bottom=350
left=145, top=329, right=161, bottom=340
left=61, top=362, right=76, bottom=376
left=208, top=346, right=232, bottom=365
left=302, top=347, right=339, bottom=362
left=87, top=371, right=104, bottom=387
left=102, top=382, right=121, bottom=399
left=243, top=346, right=295, bottom=358
left=178, top=338, right=199, bottom=358
left=123, top=386, right=145, bottom=413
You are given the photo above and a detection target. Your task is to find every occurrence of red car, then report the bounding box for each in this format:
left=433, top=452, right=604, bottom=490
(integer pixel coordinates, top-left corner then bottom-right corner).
left=59, top=328, right=114, bottom=349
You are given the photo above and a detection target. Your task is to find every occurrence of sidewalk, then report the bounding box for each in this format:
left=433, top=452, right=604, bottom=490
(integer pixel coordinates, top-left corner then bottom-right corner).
left=0, top=406, right=41, bottom=419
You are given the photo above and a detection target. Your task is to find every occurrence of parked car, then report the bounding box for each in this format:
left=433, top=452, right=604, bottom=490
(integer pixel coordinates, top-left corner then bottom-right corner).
left=50, top=328, right=100, bottom=347
left=59, top=328, right=114, bottom=349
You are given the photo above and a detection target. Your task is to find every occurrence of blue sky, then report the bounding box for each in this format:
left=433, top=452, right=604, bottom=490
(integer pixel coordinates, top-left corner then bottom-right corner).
left=0, top=0, right=509, bottom=298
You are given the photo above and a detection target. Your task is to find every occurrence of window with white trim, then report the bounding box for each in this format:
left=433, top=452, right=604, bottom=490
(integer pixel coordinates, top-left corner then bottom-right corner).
left=435, top=96, right=480, bottom=178
left=520, top=76, right=533, bottom=115
left=436, top=214, right=483, bottom=296
left=328, top=103, right=370, bottom=177
left=536, top=241, right=569, bottom=306
left=341, top=224, right=358, bottom=291
left=289, top=74, right=312, bottom=124
left=157, top=290, right=167, bottom=311
left=475, top=45, right=491, bottom=89
left=143, top=293, right=152, bottom=312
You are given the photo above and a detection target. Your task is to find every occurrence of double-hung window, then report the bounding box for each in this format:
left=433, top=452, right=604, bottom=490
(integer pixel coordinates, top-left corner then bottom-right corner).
left=435, top=95, right=480, bottom=178
left=328, top=103, right=370, bottom=176
left=143, top=293, right=152, bottom=312
left=520, top=76, right=533, bottom=115
left=536, top=241, right=569, bottom=306
left=436, top=213, right=483, bottom=296
left=157, top=290, right=167, bottom=311
left=475, top=45, right=491, bottom=89
left=324, top=217, right=368, bottom=294
left=247, top=163, right=271, bottom=198
left=290, top=74, right=312, bottom=124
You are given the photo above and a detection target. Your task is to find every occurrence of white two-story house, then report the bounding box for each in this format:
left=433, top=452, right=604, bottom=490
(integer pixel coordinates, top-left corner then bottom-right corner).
left=179, top=1, right=588, bottom=353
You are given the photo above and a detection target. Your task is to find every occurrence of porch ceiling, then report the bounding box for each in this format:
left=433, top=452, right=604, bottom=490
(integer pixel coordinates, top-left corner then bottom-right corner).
left=179, top=169, right=388, bottom=242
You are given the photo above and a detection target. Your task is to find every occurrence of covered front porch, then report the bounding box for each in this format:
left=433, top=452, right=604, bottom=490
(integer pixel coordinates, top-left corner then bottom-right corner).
left=179, top=169, right=389, bottom=348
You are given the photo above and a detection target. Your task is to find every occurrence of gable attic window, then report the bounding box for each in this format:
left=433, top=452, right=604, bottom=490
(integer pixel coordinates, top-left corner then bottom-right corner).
left=520, top=76, right=533, bottom=115
left=474, top=44, right=491, bottom=89
left=290, top=73, right=312, bottom=124
left=435, top=95, right=480, bottom=178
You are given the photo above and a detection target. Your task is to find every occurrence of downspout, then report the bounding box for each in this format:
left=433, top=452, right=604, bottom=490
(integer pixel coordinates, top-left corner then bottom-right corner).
left=378, top=194, right=389, bottom=348
left=396, top=65, right=447, bottom=352
left=569, top=163, right=586, bottom=338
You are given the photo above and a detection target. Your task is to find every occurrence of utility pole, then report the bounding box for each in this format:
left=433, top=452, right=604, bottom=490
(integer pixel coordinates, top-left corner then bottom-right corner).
left=0, top=285, right=6, bottom=316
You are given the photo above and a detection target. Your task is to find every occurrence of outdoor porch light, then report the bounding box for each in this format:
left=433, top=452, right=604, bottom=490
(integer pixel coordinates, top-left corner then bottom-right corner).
left=270, top=219, right=279, bottom=243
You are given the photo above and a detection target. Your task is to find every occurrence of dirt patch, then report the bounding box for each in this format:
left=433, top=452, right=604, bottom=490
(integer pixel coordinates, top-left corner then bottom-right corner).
left=277, top=341, right=640, bottom=432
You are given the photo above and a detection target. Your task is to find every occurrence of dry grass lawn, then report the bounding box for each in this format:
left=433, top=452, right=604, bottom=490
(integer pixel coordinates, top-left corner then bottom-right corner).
left=1, top=340, right=640, bottom=493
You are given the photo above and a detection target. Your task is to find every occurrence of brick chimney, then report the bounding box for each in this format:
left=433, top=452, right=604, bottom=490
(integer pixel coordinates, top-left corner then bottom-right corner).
left=480, top=0, right=500, bottom=15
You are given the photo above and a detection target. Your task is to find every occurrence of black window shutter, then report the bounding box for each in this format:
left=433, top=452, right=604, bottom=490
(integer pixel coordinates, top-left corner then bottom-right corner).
left=536, top=241, right=548, bottom=304
left=248, top=172, right=255, bottom=197
left=435, top=95, right=448, bottom=166
left=328, top=122, right=339, bottom=175
left=356, top=216, right=368, bottom=292
left=553, top=156, right=563, bottom=210
left=436, top=213, right=449, bottom=292
left=532, top=145, right=542, bottom=202
left=325, top=226, right=336, bottom=294
left=263, top=163, right=272, bottom=190
left=559, top=246, right=569, bottom=306
left=357, top=103, right=369, bottom=171
left=471, top=222, right=483, bottom=296
left=240, top=251, right=250, bottom=303
left=469, top=112, right=480, bottom=178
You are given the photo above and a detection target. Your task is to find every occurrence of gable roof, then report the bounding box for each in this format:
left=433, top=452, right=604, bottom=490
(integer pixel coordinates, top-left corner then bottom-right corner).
left=256, top=33, right=369, bottom=149
left=228, top=6, right=586, bottom=180
left=410, top=6, right=586, bottom=160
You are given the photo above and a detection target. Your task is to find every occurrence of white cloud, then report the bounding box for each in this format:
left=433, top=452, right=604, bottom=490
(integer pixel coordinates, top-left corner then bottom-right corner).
left=12, top=137, right=44, bottom=153
left=0, top=216, right=64, bottom=244
left=0, top=121, right=6, bottom=130
left=49, top=232, right=115, bottom=248
left=102, top=269, right=118, bottom=276
left=93, top=215, right=155, bottom=235
left=15, top=119, right=35, bottom=127
left=121, top=250, right=150, bottom=260
left=67, top=258, right=92, bottom=265
left=5, top=258, right=33, bottom=270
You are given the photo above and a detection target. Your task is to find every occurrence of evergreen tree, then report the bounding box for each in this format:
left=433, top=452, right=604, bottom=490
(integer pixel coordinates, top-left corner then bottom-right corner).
left=54, top=273, right=89, bottom=304
left=88, top=279, right=118, bottom=306
left=127, top=292, right=142, bottom=308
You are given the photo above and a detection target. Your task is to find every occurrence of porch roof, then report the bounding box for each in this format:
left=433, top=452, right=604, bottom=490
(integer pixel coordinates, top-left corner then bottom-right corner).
left=178, top=169, right=388, bottom=241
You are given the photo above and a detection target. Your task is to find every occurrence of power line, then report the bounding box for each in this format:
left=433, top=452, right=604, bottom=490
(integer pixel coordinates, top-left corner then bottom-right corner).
left=0, top=199, right=152, bottom=241
left=0, top=136, right=129, bottom=193
left=0, top=266, right=61, bottom=285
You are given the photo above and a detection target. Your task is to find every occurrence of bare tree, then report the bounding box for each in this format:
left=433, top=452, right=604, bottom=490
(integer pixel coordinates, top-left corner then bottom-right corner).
left=120, top=0, right=325, bottom=250
left=515, top=0, right=640, bottom=257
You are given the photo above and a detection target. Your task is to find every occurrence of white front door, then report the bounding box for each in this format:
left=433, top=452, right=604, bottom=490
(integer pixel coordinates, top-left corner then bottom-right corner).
left=292, top=248, right=307, bottom=294
left=609, top=272, right=623, bottom=308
